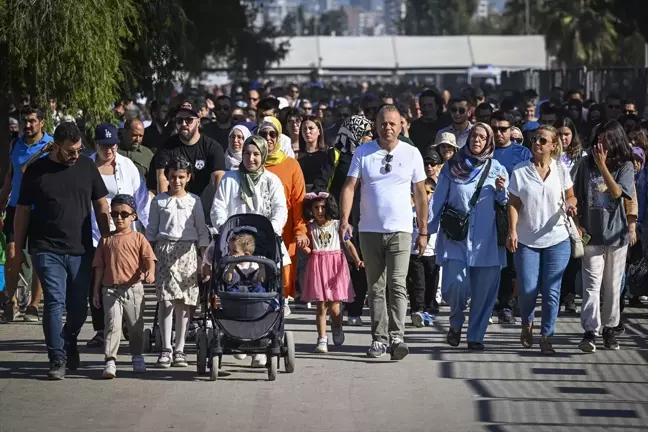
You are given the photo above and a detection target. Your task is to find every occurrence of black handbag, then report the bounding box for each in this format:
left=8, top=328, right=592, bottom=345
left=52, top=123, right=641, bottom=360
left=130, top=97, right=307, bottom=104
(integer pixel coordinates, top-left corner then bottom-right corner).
left=494, top=202, right=508, bottom=246
left=440, top=160, right=491, bottom=241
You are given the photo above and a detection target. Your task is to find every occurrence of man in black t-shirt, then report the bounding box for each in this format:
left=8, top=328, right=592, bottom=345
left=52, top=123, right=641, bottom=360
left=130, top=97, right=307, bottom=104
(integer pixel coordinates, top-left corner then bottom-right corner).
left=154, top=107, right=226, bottom=197
left=201, top=95, right=233, bottom=153
left=14, top=122, right=110, bottom=380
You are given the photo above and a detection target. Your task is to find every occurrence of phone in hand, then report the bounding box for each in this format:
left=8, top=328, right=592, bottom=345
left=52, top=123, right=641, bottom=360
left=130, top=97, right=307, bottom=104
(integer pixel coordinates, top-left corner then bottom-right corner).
left=581, top=232, right=591, bottom=245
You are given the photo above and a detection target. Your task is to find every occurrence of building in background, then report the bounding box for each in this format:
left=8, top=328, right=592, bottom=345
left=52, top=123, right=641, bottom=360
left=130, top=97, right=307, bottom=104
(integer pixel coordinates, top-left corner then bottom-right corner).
left=477, top=0, right=490, bottom=19
left=383, top=0, right=404, bottom=35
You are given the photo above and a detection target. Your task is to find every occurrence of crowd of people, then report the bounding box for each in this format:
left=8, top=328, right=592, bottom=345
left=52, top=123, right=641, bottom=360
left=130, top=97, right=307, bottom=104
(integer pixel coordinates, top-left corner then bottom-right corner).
left=2, top=80, right=647, bottom=379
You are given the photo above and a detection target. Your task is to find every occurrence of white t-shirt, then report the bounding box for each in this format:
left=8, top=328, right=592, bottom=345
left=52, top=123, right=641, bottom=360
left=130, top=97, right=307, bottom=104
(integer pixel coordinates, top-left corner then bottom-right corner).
left=508, top=158, right=573, bottom=248
left=348, top=140, right=426, bottom=233
left=411, top=208, right=435, bottom=256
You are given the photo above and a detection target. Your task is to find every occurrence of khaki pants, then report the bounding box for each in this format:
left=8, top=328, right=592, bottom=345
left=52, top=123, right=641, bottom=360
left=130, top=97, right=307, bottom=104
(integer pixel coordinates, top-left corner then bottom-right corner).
left=359, top=232, right=412, bottom=344
left=103, top=283, right=145, bottom=361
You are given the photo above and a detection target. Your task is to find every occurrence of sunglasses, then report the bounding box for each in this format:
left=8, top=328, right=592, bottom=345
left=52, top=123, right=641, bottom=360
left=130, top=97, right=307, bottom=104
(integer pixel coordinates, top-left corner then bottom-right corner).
left=532, top=136, right=550, bottom=145
left=259, top=130, right=278, bottom=139
left=214, top=105, right=230, bottom=112
left=493, top=126, right=510, bottom=133
left=451, top=107, right=467, bottom=114
left=58, top=144, right=85, bottom=157
left=110, top=211, right=134, bottom=219
left=624, top=110, right=636, bottom=115
left=384, top=154, right=393, bottom=174
left=175, top=117, right=197, bottom=126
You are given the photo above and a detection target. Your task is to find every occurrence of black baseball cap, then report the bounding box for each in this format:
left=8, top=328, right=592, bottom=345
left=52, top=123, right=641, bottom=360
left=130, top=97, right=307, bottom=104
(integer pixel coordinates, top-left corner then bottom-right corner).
left=424, top=149, right=443, bottom=166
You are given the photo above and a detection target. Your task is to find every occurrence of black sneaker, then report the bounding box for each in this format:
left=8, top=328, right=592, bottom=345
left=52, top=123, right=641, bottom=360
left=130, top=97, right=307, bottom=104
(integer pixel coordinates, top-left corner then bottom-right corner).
left=602, top=327, right=620, bottom=350
left=66, top=342, right=80, bottom=371
left=578, top=331, right=596, bottom=353
left=446, top=328, right=461, bottom=347
left=23, top=305, right=40, bottom=322
left=390, top=337, right=409, bottom=361
left=498, top=308, right=516, bottom=324
left=612, top=322, right=625, bottom=335
left=467, top=342, right=485, bottom=351
left=47, top=360, right=67, bottom=380
left=629, top=296, right=644, bottom=308
left=563, top=293, right=577, bottom=314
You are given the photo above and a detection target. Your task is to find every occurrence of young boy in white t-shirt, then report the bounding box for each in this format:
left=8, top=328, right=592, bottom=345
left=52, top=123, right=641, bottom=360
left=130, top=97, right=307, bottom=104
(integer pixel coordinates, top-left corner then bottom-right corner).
left=406, top=151, right=442, bottom=327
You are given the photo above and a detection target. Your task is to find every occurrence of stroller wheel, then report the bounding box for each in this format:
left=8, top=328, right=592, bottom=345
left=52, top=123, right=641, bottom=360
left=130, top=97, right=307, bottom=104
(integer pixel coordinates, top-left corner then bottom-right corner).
left=197, top=330, right=208, bottom=375
left=142, top=328, right=152, bottom=353
left=154, top=326, right=162, bottom=353
left=267, top=356, right=278, bottom=381
left=284, top=331, right=296, bottom=373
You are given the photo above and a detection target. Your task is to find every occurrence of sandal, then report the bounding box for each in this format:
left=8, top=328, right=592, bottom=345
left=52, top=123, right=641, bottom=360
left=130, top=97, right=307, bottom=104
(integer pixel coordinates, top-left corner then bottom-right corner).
left=86, top=331, right=104, bottom=348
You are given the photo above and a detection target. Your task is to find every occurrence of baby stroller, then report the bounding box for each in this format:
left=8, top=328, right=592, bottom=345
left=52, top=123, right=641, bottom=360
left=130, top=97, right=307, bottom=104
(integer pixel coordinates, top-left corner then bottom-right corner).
left=196, top=214, right=296, bottom=381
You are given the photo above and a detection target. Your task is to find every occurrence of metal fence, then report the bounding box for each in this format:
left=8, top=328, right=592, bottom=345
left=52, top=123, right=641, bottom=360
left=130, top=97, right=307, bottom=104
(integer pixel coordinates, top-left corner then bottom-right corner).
left=501, top=68, right=648, bottom=112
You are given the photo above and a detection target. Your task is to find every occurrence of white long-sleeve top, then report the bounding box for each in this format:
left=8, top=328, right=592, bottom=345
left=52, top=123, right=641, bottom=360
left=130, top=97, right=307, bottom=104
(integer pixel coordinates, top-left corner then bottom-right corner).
left=146, top=192, right=210, bottom=248
left=210, top=170, right=288, bottom=235
left=90, top=152, right=150, bottom=246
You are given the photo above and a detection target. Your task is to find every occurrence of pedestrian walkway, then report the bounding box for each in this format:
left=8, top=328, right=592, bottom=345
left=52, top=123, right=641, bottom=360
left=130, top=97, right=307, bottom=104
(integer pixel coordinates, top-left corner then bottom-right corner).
left=0, top=289, right=647, bottom=432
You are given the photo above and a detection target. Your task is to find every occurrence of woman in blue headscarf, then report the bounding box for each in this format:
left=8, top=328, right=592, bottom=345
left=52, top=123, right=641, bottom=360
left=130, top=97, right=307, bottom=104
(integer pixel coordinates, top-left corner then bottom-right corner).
left=429, top=123, right=509, bottom=350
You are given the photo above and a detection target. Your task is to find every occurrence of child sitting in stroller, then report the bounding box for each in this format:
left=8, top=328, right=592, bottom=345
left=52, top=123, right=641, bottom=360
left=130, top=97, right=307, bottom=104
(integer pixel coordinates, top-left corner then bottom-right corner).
left=202, top=227, right=267, bottom=297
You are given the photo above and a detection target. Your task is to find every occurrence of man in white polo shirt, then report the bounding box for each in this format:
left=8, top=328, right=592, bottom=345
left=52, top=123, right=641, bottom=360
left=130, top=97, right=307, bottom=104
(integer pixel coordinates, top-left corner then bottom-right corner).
left=339, top=105, right=428, bottom=360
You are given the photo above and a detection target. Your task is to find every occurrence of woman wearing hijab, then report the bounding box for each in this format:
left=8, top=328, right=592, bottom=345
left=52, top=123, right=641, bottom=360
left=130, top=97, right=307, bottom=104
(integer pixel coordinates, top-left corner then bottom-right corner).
left=210, top=134, right=288, bottom=368
left=312, top=115, right=374, bottom=326
left=429, top=123, right=509, bottom=350
left=258, top=117, right=308, bottom=316
left=224, top=124, right=251, bottom=171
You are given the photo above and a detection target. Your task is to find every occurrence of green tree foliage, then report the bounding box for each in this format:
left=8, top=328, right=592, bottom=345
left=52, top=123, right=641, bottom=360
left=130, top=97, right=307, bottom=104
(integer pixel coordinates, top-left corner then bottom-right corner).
left=0, top=0, right=137, bottom=125
left=282, top=6, right=348, bottom=37
left=0, top=0, right=288, bottom=127
left=399, top=0, right=478, bottom=35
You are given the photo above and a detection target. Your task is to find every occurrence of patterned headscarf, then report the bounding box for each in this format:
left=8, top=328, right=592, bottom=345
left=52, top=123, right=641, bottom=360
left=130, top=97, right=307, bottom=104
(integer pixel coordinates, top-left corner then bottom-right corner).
left=239, top=135, right=269, bottom=209
left=335, top=115, right=373, bottom=155
left=448, top=123, right=495, bottom=180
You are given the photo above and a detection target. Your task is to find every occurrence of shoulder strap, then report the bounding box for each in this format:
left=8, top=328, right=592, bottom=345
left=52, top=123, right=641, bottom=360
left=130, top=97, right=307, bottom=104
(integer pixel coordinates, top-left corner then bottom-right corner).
left=468, top=159, right=492, bottom=208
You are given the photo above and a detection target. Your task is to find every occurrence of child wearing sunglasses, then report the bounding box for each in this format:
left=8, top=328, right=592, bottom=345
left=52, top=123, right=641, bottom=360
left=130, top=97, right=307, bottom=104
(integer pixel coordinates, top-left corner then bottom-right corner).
left=92, top=194, right=156, bottom=379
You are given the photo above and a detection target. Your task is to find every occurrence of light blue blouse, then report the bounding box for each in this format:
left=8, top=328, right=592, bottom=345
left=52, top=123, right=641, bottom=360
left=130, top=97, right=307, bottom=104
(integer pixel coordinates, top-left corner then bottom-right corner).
left=428, top=159, right=509, bottom=268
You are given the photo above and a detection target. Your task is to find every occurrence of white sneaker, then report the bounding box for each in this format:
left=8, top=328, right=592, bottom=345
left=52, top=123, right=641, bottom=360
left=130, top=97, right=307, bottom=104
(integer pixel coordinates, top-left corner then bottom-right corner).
left=314, top=337, right=328, bottom=353
left=251, top=354, right=267, bottom=368
left=132, top=355, right=146, bottom=373
left=233, top=353, right=247, bottom=360
left=283, top=300, right=292, bottom=317
left=103, top=360, right=117, bottom=379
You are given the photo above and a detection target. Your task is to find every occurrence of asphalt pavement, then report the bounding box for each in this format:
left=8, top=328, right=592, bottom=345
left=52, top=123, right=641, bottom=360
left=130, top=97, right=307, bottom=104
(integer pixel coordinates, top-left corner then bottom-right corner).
left=1, top=292, right=647, bottom=432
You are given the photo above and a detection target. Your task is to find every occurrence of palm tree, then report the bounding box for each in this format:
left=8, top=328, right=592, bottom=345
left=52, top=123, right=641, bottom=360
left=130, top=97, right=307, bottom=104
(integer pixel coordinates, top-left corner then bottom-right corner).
left=541, top=0, right=617, bottom=67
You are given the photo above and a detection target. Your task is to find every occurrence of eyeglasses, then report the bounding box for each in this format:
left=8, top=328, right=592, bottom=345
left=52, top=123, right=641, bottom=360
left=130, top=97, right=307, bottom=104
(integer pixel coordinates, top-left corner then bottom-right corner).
left=175, top=117, right=197, bottom=126
left=259, top=130, right=278, bottom=139
left=384, top=154, right=393, bottom=174
left=450, top=107, right=467, bottom=114
left=214, top=105, right=230, bottom=112
left=532, top=136, right=550, bottom=145
left=58, top=144, right=85, bottom=157
left=492, top=126, right=510, bottom=133
left=110, top=211, right=134, bottom=219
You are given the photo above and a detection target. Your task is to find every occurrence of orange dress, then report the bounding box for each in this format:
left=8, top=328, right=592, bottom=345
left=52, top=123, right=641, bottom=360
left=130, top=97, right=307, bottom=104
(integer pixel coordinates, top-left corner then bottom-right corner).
left=266, top=158, right=307, bottom=298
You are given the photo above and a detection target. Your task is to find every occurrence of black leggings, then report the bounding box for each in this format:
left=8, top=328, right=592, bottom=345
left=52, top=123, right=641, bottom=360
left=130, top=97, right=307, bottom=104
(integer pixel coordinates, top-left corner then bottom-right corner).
left=406, top=255, right=439, bottom=312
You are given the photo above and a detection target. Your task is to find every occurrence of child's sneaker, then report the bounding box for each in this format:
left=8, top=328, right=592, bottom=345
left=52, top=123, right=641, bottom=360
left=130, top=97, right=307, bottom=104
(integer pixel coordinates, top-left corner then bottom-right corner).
left=156, top=349, right=172, bottom=368
left=422, top=312, right=434, bottom=326
left=132, top=355, right=146, bottom=373
left=103, top=360, right=117, bottom=379
left=314, top=337, right=328, bottom=353
left=172, top=351, right=188, bottom=367
left=410, top=311, right=425, bottom=328
left=332, top=325, right=345, bottom=346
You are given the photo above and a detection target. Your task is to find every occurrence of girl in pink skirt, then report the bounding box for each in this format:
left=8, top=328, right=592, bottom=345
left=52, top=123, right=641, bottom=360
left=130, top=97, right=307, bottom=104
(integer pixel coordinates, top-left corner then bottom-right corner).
left=300, top=191, right=363, bottom=353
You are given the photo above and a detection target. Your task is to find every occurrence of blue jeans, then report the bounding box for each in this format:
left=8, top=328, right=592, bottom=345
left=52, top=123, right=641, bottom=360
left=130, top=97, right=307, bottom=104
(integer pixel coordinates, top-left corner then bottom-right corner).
left=441, top=260, right=500, bottom=343
left=32, top=250, right=92, bottom=362
left=514, top=240, right=570, bottom=336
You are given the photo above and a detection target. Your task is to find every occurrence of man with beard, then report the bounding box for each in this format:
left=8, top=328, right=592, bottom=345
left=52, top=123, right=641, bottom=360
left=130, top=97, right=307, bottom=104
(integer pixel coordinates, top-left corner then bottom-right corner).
left=8, top=117, right=19, bottom=138
left=118, top=119, right=153, bottom=181
left=437, top=96, right=473, bottom=148
left=202, top=95, right=233, bottom=152
left=408, top=89, right=448, bottom=156
left=142, top=100, right=170, bottom=152
left=154, top=107, right=226, bottom=196
left=0, top=106, right=53, bottom=322
left=13, top=122, right=110, bottom=379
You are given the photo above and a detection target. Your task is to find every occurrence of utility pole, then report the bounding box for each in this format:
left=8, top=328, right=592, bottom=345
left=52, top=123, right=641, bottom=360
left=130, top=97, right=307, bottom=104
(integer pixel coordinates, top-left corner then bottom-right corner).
left=525, top=0, right=530, bottom=35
